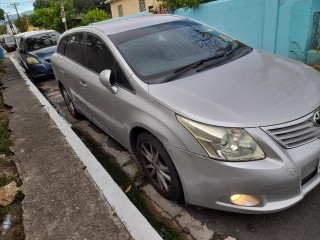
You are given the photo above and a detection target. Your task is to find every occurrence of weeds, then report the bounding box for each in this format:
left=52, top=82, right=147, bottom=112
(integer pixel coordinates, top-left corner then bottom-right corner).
left=0, top=59, right=25, bottom=239
left=0, top=115, right=13, bottom=154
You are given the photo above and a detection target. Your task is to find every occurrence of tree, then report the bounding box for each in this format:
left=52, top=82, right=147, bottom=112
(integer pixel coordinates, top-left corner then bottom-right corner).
left=14, top=16, right=28, bottom=33
left=33, top=0, right=51, bottom=10
left=0, top=8, right=4, bottom=21
left=0, top=25, right=6, bottom=35
left=73, top=0, right=103, bottom=15
left=29, top=0, right=75, bottom=32
left=81, top=8, right=110, bottom=26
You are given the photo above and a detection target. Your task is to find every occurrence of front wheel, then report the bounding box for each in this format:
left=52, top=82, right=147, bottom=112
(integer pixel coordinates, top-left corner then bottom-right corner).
left=60, top=85, right=81, bottom=119
left=137, top=132, right=183, bottom=200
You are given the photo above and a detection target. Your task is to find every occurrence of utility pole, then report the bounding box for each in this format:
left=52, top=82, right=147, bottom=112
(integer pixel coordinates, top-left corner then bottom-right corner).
left=5, top=13, right=16, bottom=35
left=10, top=3, right=20, bottom=22
left=61, top=1, right=67, bottom=31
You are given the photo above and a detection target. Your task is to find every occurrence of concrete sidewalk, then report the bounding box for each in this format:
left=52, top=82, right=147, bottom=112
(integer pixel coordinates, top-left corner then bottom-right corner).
left=1, top=58, right=133, bottom=239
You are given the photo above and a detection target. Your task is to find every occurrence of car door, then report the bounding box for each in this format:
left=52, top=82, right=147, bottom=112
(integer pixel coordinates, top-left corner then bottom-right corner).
left=80, top=32, right=135, bottom=143
left=62, top=32, right=87, bottom=113
left=53, top=34, right=69, bottom=86
left=19, top=38, right=28, bottom=68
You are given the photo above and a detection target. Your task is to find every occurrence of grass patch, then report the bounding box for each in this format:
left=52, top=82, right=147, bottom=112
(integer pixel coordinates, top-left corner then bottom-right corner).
left=0, top=115, right=13, bottom=154
left=0, top=59, right=5, bottom=74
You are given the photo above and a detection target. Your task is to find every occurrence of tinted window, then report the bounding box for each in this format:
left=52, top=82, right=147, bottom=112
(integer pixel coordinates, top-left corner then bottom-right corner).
left=19, top=38, right=24, bottom=50
left=84, top=33, right=133, bottom=91
left=84, top=33, right=113, bottom=74
left=26, top=32, right=60, bottom=51
left=114, top=62, right=133, bottom=91
left=57, top=35, right=69, bottom=55
left=65, top=33, right=85, bottom=65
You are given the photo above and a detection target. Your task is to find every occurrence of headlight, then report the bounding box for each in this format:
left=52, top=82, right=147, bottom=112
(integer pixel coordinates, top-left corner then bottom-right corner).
left=26, top=57, right=40, bottom=64
left=177, top=115, right=265, bottom=161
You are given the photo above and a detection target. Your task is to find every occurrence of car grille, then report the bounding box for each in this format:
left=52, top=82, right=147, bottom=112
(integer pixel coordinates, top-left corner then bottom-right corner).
left=262, top=112, right=320, bottom=148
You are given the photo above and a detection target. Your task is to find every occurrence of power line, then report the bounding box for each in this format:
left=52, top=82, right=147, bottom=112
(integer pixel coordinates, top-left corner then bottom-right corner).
left=5, top=12, right=16, bottom=34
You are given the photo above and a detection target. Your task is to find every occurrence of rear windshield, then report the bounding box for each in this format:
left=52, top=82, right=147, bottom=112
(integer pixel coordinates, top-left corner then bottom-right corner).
left=109, top=19, right=247, bottom=83
left=4, top=36, right=15, bottom=43
left=26, top=32, right=60, bottom=51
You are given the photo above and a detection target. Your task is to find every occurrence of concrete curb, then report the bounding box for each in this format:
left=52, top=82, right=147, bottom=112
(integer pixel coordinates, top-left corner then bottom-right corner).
left=10, top=56, right=162, bottom=240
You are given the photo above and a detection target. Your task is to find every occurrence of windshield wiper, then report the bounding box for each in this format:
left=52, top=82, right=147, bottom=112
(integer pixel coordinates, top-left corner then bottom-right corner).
left=162, top=52, right=226, bottom=83
left=196, top=44, right=241, bottom=72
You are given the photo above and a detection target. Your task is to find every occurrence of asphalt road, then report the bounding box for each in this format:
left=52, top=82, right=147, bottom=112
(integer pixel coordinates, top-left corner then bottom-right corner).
left=18, top=55, right=320, bottom=240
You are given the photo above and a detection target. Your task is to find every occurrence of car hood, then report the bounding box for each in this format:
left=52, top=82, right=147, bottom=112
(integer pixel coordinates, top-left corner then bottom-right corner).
left=149, top=49, right=320, bottom=128
left=29, top=46, right=56, bottom=60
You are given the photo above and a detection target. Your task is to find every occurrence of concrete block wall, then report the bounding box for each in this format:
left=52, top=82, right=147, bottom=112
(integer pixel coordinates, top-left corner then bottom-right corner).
left=174, top=0, right=320, bottom=63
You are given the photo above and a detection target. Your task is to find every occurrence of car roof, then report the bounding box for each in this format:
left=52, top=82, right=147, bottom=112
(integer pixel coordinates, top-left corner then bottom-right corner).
left=15, top=31, right=38, bottom=38
left=3, top=35, right=15, bottom=40
left=67, top=14, right=186, bottom=36
left=22, top=30, right=58, bottom=39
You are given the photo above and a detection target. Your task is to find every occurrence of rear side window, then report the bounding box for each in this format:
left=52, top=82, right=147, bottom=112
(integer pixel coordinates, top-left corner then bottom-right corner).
left=57, top=35, right=69, bottom=55
left=65, top=33, right=85, bottom=65
left=19, top=38, right=24, bottom=50
left=84, top=33, right=114, bottom=73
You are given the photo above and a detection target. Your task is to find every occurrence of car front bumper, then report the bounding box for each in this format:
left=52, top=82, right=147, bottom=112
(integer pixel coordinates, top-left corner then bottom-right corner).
left=167, top=127, right=320, bottom=213
left=27, top=61, right=53, bottom=79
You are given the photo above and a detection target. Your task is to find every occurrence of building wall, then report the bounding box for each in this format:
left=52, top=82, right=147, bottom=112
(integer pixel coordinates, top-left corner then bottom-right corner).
left=174, top=0, right=320, bottom=62
left=111, top=0, right=159, bottom=18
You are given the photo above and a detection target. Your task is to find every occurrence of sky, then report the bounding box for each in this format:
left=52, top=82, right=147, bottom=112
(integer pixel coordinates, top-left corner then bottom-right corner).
left=0, top=0, right=35, bottom=15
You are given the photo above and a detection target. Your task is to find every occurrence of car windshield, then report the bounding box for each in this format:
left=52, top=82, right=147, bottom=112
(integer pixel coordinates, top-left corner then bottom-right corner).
left=4, top=36, right=15, bottom=43
left=26, top=32, right=60, bottom=51
left=109, top=19, right=241, bottom=83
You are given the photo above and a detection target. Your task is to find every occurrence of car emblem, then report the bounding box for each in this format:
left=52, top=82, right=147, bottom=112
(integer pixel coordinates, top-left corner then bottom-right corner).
left=313, top=111, right=320, bottom=126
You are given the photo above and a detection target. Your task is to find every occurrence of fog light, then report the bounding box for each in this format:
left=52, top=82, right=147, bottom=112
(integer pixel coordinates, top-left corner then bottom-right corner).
left=230, top=194, right=260, bottom=206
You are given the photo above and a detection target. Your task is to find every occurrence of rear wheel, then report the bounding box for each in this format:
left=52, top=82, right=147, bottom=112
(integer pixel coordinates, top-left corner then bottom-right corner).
left=137, top=132, right=183, bottom=200
left=60, top=85, right=81, bottom=119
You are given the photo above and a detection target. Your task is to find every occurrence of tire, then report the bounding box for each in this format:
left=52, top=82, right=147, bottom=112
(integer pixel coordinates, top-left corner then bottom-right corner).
left=137, top=132, right=183, bottom=200
left=60, top=85, right=81, bottom=119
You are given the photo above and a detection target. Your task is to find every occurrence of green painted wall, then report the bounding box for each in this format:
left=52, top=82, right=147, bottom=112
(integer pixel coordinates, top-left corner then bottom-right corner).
left=174, top=0, right=320, bottom=63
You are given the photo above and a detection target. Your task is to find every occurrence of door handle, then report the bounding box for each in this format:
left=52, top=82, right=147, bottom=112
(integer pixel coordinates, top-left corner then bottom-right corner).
left=79, top=81, right=88, bottom=89
left=59, top=69, right=65, bottom=74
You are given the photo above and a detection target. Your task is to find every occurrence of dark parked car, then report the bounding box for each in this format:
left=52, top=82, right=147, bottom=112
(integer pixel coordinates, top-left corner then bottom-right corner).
left=1, top=35, right=16, bottom=52
left=18, top=30, right=60, bottom=79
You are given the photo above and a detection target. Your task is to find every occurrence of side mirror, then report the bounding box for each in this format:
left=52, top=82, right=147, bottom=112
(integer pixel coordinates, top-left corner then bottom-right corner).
left=99, top=69, right=118, bottom=94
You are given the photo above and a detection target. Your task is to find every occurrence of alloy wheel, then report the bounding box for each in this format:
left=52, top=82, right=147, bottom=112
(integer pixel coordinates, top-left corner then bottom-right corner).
left=140, top=141, right=172, bottom=192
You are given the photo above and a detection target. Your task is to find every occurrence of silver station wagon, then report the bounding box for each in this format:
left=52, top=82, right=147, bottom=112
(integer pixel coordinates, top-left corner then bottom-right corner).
left=51, top=15, right=320, bottom=213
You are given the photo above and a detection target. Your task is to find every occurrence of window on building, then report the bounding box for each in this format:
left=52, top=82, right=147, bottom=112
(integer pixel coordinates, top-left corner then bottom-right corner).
left=118, top=5, right=123, bottom=17
left=139, top=0, right=146, bottom=12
